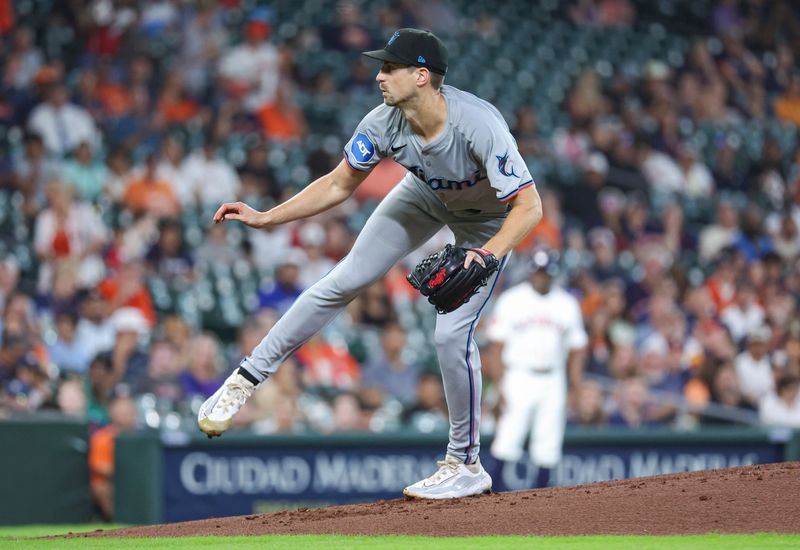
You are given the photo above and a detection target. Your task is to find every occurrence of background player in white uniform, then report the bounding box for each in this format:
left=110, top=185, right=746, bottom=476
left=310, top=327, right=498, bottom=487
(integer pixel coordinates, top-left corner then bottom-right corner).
left=197, top=28, right=543, bottom=499
left=487, top=248, right=587, bottom=488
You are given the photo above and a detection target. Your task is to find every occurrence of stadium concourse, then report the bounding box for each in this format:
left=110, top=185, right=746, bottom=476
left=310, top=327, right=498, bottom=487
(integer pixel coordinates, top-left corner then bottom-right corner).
left=1, top=0, right=800, bottom=519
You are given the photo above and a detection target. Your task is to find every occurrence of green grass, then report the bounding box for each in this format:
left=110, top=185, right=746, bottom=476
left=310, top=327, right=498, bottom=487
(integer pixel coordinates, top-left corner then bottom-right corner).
left=1, top=527, right=798, bottom=550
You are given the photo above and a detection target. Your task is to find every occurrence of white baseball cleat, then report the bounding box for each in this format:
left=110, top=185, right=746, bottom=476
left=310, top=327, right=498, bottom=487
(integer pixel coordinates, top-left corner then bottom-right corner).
left=403, top=455, right=492, bottom=499
left=198, top=370, right=256, bottom=438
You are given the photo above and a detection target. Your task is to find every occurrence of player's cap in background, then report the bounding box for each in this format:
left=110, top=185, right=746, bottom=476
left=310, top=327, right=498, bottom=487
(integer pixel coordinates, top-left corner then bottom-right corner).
left=363, top=28, right=448, bottom=75
left=529, top=247, right=560, bottom=277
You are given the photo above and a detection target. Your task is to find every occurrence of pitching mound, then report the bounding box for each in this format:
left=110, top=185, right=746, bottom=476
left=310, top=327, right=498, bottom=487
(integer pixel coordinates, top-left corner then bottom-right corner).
left=77, top=462, right=799, bottom=537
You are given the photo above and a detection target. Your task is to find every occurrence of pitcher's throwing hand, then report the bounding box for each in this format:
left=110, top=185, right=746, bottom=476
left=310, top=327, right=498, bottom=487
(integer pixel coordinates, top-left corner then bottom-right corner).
left=213, top=201, right=264, bottom=227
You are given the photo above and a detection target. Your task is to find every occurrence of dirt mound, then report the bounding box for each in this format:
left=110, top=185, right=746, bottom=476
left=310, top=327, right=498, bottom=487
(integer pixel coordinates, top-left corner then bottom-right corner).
left=75, top=462, right=800, bottom=537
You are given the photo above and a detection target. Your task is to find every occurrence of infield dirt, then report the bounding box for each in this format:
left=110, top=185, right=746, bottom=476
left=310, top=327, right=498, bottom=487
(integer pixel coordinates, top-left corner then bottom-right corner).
left=75, top=462, right=799, bottom=537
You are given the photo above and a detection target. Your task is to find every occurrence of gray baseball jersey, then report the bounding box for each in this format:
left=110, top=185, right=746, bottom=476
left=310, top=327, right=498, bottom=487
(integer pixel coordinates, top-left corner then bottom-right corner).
left=343, top=85, right=535, bottom=215
left=241, top=85, right=535, bottom=466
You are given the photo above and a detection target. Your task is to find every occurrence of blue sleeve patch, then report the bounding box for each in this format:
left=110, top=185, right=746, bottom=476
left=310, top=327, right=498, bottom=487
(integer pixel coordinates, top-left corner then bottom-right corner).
left=351, top=132, right=375, bottom=163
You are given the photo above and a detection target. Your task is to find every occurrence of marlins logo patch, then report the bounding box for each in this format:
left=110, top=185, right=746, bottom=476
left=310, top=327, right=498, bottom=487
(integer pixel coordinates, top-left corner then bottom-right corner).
left=351, top=133, right=375, bottom=163
left=388, top=31, right=400, bottom=45
left=496, top=152, right=520, bottom=178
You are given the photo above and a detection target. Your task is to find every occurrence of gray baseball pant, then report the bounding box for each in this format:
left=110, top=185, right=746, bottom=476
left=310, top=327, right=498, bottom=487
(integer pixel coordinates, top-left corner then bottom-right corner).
left=240, top=173, right=506, bottom=464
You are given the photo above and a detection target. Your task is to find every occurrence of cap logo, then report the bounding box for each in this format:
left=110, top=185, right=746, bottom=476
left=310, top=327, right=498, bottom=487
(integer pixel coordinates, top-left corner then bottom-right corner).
left=388, top=31, right=400, bottom=45
left=417, top=55, right=426, bottom=64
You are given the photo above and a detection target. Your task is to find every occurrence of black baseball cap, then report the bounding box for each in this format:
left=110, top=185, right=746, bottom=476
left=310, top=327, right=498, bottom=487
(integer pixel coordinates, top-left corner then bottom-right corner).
left=363, top=28, right=448, bottom=75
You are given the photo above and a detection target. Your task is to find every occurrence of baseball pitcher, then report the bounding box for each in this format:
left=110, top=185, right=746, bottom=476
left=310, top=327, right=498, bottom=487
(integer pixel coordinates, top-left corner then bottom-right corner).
left=198, top=28, right=542, bottom=499
left=487, top=248, right=587, bottom=488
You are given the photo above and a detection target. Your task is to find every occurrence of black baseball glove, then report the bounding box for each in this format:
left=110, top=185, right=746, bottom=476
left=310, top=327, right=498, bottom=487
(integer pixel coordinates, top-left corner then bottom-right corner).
left=407, top=244, right=499, bottom=314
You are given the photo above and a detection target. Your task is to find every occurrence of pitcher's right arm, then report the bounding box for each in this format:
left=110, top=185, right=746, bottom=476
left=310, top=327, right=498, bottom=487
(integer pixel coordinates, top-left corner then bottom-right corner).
left=213, top=159, right=370, bottom=228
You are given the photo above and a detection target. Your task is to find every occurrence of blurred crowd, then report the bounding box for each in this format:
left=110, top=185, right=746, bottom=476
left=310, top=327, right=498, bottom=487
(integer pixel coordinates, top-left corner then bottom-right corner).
left=1, top=0, right=800, bottom=470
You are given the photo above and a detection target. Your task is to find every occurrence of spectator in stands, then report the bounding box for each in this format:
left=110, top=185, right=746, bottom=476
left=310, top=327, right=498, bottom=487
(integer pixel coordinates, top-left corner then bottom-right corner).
left=297, top=222, right=335, bottom=289
left=321, top=0, right=377, bottom=52
left=735, top=325, right=777, bottom=407
left=257, top=80, right=309, bottom=142
left=0, top=258, right=19, bottom=314
left=758, top=376, right=800, bottom=428
left=712, top=142, right=746, bottom=192
left=103, top=147, right=135, bottom=203
left=41, top=261, right=82, bottom=318
left=1, top=343, right=51, bottom=412
left=157, top=70, right=202, bottom=125
left=700, top=362, right=753, bottom=425
left=608, top=377, right=660, bottom=428
left=98, top=263, right=157, bottom=328
left=89, top=395, right=138, bottom=520
left=178, top=0, right=227, bottom=97
left=733, top=205, right=775, bottom=263
left=402, top=373, right=449, bottom=433
left=361, top=323, right=420, bottom=405
left=552, top=121, right=591, bottom=167
left=237, top=357, right=304, bottom=434
left=344, top=58, right=377, bottom=98
left=74, top=67, right=105, bottom=124
left=513, top=106, right=546, bottom=159
left=3, top=26, right=43, bottom=92
left=13, top=132, right=61, bottom=218
left=778, top=329, right=800, bottom=380
left=62, top=141, right=108, bottom=203
left=588, top=227, right=623, bottom=281
left=108, top=306, right=150, bottom=385
left=771, top=213, right=800, bottom=262
left=84, top=352, right=119, bottom=429
left=195, top=222, right=240, bottom=269
left=94, top=58, right=131, bottom=120
left=296, top=334, right=360, bottom=391
left=179, top=333, right=224, bottom=398
left=637, top=137, right=684, bottom=198
left=161, top=313, right=193, bottom=374
left=347, top=279, right=396, bottom=329
left=123, top=153, right=181, bottom=219
left=28, top=82, right=100, bottom=157
left=568, top=379, right=607, bottom=427
left=33, top=180, right=108, bottom=292
left=721, top=280, right=765, bottom=345
left=75, top=291, right=115, bottom=361
left=258, top=251, right=304, bottom=316
left=155, top=135, right=193, bottom=207
left=56, top=377, right=87, bottom=418
left=248, top=219, right=294, bottom=274
left=676, top=145, right=714, bottom=199
left=331, top=392, right=366, bottom=432
left=774, top=73, right=800, bottom=126
left=704, top=250, right=737, bottom=313
left=750, top=139, right=789, bottom=210
left=237, top=141, right=281, bottom=206
left=564, top=152, right=608, bottom=229
left=107, top=84, right=159, bottom=153
left=48, top=311, right=92, bottom=375
left=145, top=218, right=195, bottom=284
left=218, top=9, right=280, bottom=113
left=699, top=201, right=739, bottom=263
left=131, top=339, right=183, bottom=403
left=181, top=138, right=240, bottom=206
